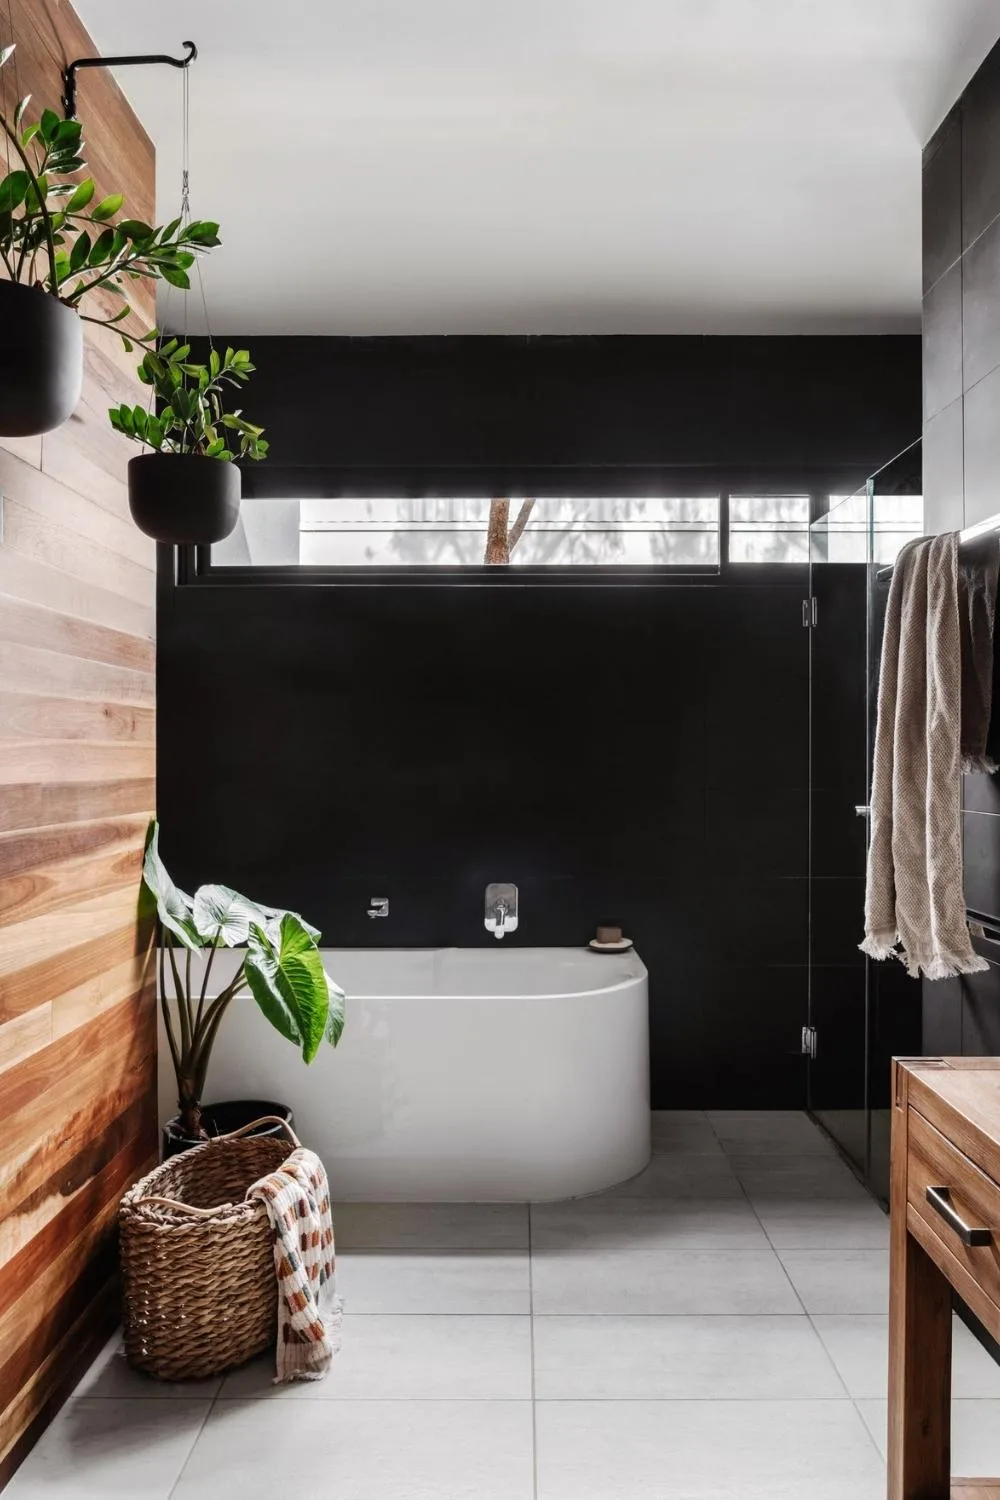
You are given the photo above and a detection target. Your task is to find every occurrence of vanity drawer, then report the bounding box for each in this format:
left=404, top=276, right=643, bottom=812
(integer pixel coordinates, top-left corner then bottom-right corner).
left=908, top=1108, right=1000, bottom=1305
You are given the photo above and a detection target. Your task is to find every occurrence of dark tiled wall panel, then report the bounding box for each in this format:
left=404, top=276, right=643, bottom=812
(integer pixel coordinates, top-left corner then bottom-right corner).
left=922, top=34, right=1000, bottom=1054
left=160, top=334, right=921, bottom=1108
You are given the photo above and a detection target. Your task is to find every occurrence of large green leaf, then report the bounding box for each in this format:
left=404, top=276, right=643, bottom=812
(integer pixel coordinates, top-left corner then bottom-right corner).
left=192, top=883, right=267, bottom=947
left=141, top=820, right=200, bottom=950
left=244, top=914, right=332, bottom=1063
left=324, top=973, right=346, bottom=1046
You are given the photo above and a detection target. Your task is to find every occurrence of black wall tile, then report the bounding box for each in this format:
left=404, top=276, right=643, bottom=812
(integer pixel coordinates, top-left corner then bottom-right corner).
left=962, top=216, right=1000, bottom=392
left=963, top=363, right=1000, bottom=525
left=964, top=771, right=1000, bottom=817
left=810, top=878, right=866, bottom=968
left=922, top=975, right=964, bottom=1055
left=922, top=397, right=964, bottom=532
left=959, top=960, right=1000, bottom=1054
left=963, top=809, right=1000, bottom=918
left=923, top=262, right=963, bottom=421
left=962, top=43, right=1000, bottom=251
left=923, top=109, right=962, bottom=292
left=809, top=966, right=866, bottom=1111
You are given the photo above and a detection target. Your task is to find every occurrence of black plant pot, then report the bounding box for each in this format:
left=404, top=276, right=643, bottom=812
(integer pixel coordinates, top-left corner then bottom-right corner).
left=161, top=1098, right=294, bottom=1160
left=127, top=452, right=241, bottom=544
left=0, top=281, right=84, bottom=437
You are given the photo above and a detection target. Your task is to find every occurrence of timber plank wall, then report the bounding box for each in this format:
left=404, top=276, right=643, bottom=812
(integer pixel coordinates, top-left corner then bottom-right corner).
left=0, top=0, right=157, bottom=1484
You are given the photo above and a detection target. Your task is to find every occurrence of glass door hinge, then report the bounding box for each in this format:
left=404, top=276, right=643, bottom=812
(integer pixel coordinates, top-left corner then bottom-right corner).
left=802, top=597, right=818, bottom=628
left=801, top=1025, right=818, bottom=1059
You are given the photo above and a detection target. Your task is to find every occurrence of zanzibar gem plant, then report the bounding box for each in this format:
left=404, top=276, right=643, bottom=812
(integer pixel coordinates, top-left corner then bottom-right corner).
left=142, top=823, right=345, bottom=1143
left=0, top=44, right=221, bottom=437
left=110, top=341, right=268, bottom=545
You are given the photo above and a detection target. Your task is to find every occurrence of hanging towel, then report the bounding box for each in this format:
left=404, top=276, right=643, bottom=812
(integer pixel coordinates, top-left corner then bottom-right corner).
left=861, top=532, right=989, bottom=980
left=246, top=1148, right=343, bottom=1383
left=958, top=531, right=1000, bottom=774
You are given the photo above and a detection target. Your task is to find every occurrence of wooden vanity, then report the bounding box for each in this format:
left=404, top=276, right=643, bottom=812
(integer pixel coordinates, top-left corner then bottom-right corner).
left=890, top=1058, right=1000, bottom=1499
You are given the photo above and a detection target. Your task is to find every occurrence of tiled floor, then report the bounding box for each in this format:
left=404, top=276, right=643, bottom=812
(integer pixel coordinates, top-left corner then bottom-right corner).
left=10, top=1110, right=1000, bottom=1498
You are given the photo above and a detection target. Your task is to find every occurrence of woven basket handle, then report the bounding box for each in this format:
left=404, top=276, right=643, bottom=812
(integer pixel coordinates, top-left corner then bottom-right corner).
left=136, top=1115, right=303, bottom=1217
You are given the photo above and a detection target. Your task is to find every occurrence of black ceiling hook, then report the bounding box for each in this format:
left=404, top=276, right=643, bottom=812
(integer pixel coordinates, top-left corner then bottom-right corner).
left=62, top=39, right=197, bottom=119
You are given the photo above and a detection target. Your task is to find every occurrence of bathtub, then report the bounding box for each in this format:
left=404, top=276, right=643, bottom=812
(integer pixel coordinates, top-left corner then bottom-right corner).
left=157, top=946, right=650, bottom=1201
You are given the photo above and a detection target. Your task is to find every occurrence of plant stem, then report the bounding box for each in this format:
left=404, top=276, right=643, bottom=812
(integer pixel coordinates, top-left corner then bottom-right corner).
left=194, top=929, right=220, bottom=1034
left=0, top=118, right=59, bottom=294
left=165, top=933, right=192, bottom=1062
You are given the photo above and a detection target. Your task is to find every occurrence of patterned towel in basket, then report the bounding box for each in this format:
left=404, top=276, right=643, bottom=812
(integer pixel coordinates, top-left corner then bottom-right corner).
left=246, top=1147, right=343, bottom=1383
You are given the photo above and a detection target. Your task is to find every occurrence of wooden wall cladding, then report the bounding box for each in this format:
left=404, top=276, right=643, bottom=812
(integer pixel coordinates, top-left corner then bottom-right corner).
left=0, top=0, right=157, bottom=1485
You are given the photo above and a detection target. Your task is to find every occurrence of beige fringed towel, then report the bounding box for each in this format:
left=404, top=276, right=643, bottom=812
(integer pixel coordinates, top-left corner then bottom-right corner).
left=246, top=1148, right=343, bottom=1383
left=861, top=532, right=989, bottom=980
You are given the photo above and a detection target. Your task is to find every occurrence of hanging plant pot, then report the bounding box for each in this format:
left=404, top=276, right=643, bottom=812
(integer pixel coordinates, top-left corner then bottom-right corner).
left=128, top=452, right=241, bottom=545
left=0, top=282, right=84, bottom=438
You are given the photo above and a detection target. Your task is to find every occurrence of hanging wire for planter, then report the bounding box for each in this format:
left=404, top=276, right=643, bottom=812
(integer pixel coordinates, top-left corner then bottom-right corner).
left=109, top=54, right=268, bottom=546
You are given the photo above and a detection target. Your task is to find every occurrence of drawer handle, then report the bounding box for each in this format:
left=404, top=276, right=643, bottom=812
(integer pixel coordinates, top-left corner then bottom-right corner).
left=926, top=1186, right=993, bottom=1247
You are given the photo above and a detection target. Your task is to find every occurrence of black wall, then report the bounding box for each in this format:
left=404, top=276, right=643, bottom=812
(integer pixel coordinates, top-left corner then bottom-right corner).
left=921, top=41, right=1000, bottom=1054
left=159, top=335, right=920, bottom=1107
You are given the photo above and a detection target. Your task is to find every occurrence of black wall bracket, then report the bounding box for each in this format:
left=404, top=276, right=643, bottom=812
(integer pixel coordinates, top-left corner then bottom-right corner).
left=62, top=39, right=197, bottom=119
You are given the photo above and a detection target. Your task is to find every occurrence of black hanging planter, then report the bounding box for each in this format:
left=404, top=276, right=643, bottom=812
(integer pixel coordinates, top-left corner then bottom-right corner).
left=127, top=452, right=241, bottom=545
left=0, top=282, right=84, bottom=438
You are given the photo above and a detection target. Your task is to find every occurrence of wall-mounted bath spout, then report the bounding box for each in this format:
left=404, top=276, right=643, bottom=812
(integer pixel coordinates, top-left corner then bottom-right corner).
left=368, top=897, right=389, bottom=919
left=485, top=882, right=518, bottom=940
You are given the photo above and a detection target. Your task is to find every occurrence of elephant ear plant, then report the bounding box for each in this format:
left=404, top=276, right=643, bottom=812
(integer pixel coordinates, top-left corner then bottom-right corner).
left=142, top=823, right=345, bottom=1143
left=0, top=44, right=221, bottom=437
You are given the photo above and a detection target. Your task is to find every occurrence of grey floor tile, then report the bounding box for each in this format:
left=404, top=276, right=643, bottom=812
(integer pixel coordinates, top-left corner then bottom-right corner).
left=855, top=1398, right=1000, bottom=1473
left=650, top=1110, right=723, bottom=1153
left=220, top=1315, right=532, bottom=1400
left=754, top=1198, right=890, bottom=1250
left=334, top=1202, right=529, bottom=1250
left=598, top=1150, right=743, bottom=1198
left=531, top=1195, right=769, bottom=1251
left=70, top=1334, right=223, bottom=1401
left=337, top=1250, right=530, bottom=1313
left=814, top=1314, right=1000, bottom=1400
left=532, top=1245, right=801, bottom=1314
left=4, top=1398, right=210, bottom=1499
left=707, top=1110, right=836, bottom=1155
left=533, top=1314, right=844, bottom=1399
left=778, top=1249, right=888, bottom=1314
left=172, top=1398, right=534, bottom=1499
left=733, top=1154, right=870, bottom=1201
left=535, top=1399, right=885, bottom=1499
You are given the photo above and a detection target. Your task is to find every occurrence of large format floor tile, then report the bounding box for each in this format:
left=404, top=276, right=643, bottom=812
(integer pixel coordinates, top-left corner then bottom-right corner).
left=5, top=1398, right=210, bottom=1499
left=533, top=1314, right=844, bottom=1399
left=753, top=1198, right=890, bottom=1250
left=172, top=1398, right=535, bottom=1500
left=855, top=1398, right=1000, bottom=1474
left=707, top=1110, right=837, bottom=1156
left=650, top=1110, right=725, bottom=1154
left=531, top=1195, right=769, bottom=1251
left=220, top=1315, right=532, bottom=1400
left=535, top=1399, right=886, bottom=1500
left=777, top=1249, right=888, bottom=1314
left=598, top=1150, right=743, bottom=1198
left=337, top=1250, right=530, bottom=1313
left=732, top=1155, right=870, bottom=1201
left=333, top=1203, right=529, bottom=1250
left=71, top=1334, right=223, bottom=1401
left=814, top=1315, right=1000, bottom=1400
left=531, top=1246, right=802, bottom=1314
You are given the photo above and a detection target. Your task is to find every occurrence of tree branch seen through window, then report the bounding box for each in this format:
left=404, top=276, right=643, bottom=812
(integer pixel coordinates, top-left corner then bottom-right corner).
left=484, top=497, right=536, bottom=565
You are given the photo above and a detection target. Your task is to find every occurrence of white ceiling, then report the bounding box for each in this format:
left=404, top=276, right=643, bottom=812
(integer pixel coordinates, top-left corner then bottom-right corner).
left=74, top=0, right=1000, bottom=336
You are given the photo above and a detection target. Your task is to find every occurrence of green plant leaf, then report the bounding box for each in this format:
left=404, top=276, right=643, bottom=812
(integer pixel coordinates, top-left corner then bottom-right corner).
left=89, top=191, right=123, bottom=221
left=66, top=177, right=95, bottom=213
left=192, top=884, right=268, bottom=947
left=69, top=229, right=91, bottom=273
left=13, top=93, right=30, bottom=129
left=117, top=218, right=154, bottom=240
left=159, top=263, right=190, bottom=290
left=141, top=820, right=200, bottom=950
left=88, top=227, right=116, bottom=266
left=0, top=171, right=28, bottom=213
left=324, top=974, right=346, bottom=1046
left=244, top=914, right=332, bottom=1063
left=39, top=108, right=60, bottom=144
left=0, top=44, right=15, bottom=69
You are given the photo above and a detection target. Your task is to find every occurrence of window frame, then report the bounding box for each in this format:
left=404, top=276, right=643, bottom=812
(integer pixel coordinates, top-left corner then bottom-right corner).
left=176, top=465, right=857, bottom=590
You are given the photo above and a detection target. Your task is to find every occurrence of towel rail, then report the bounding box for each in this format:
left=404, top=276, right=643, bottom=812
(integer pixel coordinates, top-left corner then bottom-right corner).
left=875, top=512, right=1000, bottom=582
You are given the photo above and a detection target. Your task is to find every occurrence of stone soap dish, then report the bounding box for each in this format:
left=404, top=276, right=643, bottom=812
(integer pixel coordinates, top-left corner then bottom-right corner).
left=588, top=937, right=634, bottom=953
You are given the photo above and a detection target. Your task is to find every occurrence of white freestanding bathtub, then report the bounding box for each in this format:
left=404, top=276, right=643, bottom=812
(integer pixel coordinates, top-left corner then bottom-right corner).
left=157, top=946, right=650, bottom=1201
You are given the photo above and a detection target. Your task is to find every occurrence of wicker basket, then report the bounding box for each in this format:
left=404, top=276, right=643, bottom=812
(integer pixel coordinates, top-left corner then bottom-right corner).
left=119, top=1115, right=299, bottom=1381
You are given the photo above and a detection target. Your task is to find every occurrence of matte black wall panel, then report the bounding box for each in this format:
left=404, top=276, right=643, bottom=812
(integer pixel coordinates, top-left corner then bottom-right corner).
left=159, top=334, right=920, bottom=1107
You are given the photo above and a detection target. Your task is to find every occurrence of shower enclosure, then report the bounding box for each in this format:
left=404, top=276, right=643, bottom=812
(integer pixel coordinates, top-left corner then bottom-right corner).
left=807, top=441, right=923, bottom=1201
